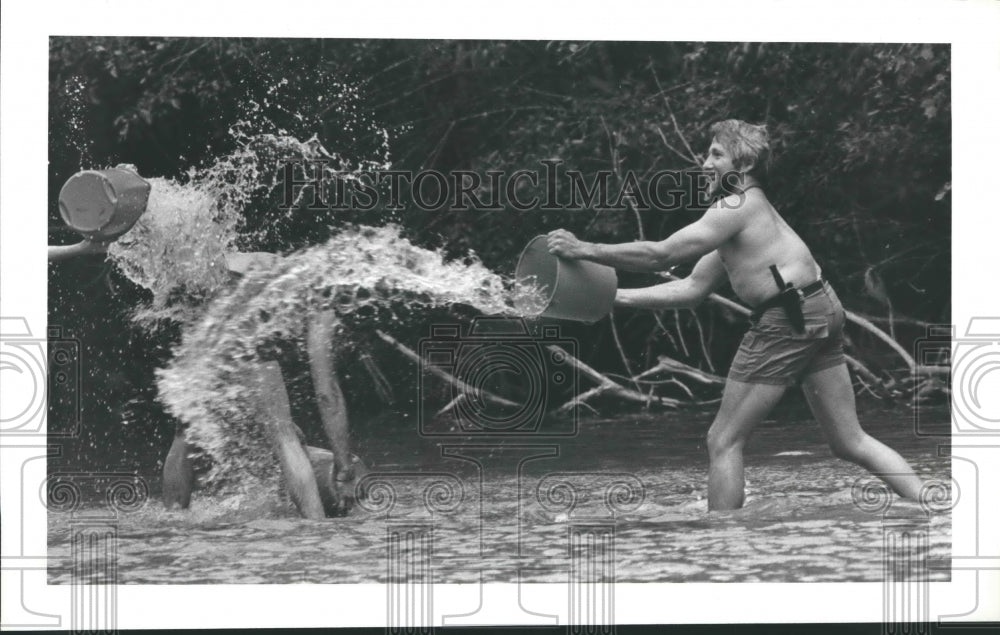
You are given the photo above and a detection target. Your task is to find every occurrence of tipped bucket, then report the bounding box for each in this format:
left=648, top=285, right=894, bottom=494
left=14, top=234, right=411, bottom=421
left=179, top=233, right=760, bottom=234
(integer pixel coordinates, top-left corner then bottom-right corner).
left=515, top=235, right=617, bottom=323
left=58, top=166, right=151, bottom=241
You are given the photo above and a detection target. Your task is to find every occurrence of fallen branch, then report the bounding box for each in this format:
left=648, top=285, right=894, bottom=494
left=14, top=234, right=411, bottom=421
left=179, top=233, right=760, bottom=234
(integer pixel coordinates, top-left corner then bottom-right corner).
left=690, top=309, right=717, bottom=372
left=609, top=312, right=642, bottom=393
left=359, top=353, right=394, bottom=404
left=843, top=309, right=914, bottom=372
left=843, top=354, right=892, bottom=397
left=638, top=354, right=726, bottom=386
left=558, top=385, right=614, bottom=413
left=852, top=369, right=886, bottom=400
left=374, top=330, right=521, bottom=409
left=672, top=310, right=691, bottom=357
left=547, top=344, right=683, bottom=413
left=848, top=310, right=935, bottom=329
left=606, top=371, right=696, bottom=397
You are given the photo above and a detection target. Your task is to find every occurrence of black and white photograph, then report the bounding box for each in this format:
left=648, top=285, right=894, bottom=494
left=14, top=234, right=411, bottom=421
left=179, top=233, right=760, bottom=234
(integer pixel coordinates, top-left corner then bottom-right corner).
left=2, top=0, right=998, bottom=631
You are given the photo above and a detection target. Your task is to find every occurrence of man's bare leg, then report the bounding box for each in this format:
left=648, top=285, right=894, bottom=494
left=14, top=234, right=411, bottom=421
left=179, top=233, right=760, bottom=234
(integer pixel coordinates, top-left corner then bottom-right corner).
left=307, top=309, right=356, bottom=513
left=707, top=379, right=788, bottom=510
left=802, top=364, right=923, bottom=500
left=162, top=426, right=193, bottom=509
left=254, top=360, right=326, bottom=519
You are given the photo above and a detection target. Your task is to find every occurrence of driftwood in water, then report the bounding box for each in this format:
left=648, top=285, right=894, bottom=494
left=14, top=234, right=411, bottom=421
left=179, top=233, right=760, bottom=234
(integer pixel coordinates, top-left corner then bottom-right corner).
left=374, top=328, right=686, bottom=414
left=547, top=344, right=684, bottom=413
left=554, top=345, right=732, bottom=413
left=639, top=355, right=726, bottom=387
left=374, top=329, right=521, bottom=411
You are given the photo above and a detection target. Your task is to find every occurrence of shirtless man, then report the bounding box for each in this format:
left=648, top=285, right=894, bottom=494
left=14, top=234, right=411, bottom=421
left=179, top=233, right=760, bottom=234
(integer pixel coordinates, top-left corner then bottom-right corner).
left=50, top=170, right=362, bottom=518
left=161, top=254, right=362, bottom=518
left=547, top=119, right=924, bottom=510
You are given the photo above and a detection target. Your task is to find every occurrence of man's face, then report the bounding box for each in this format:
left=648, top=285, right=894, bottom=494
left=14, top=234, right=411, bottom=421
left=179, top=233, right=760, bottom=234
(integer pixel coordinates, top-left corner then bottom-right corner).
left=701, top=138, right=738, bottom=195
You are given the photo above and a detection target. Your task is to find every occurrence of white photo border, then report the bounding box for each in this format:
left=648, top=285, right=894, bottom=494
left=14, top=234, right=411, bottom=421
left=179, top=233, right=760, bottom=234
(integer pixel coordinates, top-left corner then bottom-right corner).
left=2, top=0, right=998, bottom=628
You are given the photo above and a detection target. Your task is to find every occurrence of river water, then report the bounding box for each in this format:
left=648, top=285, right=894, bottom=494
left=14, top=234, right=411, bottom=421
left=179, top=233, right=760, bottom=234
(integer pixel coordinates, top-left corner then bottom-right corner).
left=45, top=111, right=950, bottom=586
left=48, top=402, right=950, bottom=584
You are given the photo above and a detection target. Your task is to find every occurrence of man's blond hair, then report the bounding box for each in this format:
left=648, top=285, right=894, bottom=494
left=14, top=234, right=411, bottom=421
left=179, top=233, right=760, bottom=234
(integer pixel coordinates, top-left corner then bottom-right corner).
left=710, top=119, right=770, bottom=175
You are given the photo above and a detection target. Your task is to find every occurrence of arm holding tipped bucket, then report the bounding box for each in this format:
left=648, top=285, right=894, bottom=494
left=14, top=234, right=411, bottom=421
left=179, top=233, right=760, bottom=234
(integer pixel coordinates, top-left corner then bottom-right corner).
left=548, top=201, right=748, bottom=271
left=615, top=251, right=727, bottom=310
left=47, top=238, right=111, bottom=262
left=51, top=166, right=151, bottom=262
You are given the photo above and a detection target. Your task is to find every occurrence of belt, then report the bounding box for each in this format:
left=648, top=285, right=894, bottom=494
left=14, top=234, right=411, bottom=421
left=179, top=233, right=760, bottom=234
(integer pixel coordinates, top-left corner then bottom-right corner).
left=749, top=266, right=826, bottom=331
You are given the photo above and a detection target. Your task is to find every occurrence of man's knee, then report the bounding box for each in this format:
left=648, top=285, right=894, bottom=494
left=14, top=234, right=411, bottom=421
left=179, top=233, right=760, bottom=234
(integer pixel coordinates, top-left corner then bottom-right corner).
left=828, top=434, right=868, bottom=464
left=706, top=421, right=743, bottom=457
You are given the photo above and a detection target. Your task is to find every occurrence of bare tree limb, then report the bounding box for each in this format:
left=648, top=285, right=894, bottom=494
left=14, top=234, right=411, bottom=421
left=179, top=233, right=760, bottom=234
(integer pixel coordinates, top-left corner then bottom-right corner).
left=689, top=309, right=716, bottom=372
left=638, top=354, right=726, bottom=386
left=649, top=63, right=701, bottom=164
left=375, top=330, right=521, bottom=409
left=843, top=309, right=916, bottom=372
left=653, top=124, right=700, bottom=167
left=849, top=310, right=935, bottom=329
left=548, top=344, right=683, bottom=411
left=608, top=312, right=642, bottom=393
left=673, top=310, right=691, bottom=358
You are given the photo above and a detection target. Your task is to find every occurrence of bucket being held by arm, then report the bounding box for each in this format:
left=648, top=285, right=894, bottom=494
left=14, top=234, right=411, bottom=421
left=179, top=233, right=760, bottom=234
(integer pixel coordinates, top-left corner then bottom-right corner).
left=49, top=165, right=151, bottom=261
left=514, top=235, right=617, bottom=323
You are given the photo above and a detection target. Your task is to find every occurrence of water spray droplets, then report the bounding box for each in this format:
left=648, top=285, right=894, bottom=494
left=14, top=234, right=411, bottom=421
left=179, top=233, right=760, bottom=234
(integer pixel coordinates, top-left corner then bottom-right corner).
left=155, top=225, right=544, bottom=494
left=60, top=76, right=96, bottom=169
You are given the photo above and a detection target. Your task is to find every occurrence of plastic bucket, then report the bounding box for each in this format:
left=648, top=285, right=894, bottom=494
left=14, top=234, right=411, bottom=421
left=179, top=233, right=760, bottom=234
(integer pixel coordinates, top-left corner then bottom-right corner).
left=514, top=235, right=617, bottom=323
left=58, top=166, right=151, bottom=241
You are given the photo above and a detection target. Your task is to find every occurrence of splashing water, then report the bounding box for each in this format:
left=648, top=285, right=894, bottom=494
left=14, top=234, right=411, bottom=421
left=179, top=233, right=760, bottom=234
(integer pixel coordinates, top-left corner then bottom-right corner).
left=109, top=177, right=238, bottom=324
left=74, top=64, right=393, bottom=293
left=104, top=73, right=391, bottom=324
left=96, top=88, right=545, bottom=504
left=58, top=76, right=96, bottom=169
left=107, top=127, right=395, bottom=325
left=156, top=225, right=544, bottom=497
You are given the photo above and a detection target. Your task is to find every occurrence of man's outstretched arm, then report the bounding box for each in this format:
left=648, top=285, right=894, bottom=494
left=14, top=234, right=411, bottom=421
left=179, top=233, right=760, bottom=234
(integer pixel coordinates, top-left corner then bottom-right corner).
left=48, top=239, right=110, bottom=262
left=615, top=251, right=728, bottom=310
left=548, top=201, right=747, bottom=272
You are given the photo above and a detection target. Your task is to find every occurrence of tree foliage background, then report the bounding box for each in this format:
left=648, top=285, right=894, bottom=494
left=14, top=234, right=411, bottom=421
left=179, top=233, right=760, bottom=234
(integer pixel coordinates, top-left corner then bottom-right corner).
left=47, top=39, right=950, bottom=474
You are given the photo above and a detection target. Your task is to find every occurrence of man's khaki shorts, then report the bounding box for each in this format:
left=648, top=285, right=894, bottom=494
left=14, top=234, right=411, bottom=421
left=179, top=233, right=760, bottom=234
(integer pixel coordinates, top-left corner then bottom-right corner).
left=727, top=281, right=847, bottom=386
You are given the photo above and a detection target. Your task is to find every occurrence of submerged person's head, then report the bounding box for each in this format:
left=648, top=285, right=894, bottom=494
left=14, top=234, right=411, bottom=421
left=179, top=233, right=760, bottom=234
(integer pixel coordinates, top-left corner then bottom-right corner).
left=702, top=119, right=769, bottom=194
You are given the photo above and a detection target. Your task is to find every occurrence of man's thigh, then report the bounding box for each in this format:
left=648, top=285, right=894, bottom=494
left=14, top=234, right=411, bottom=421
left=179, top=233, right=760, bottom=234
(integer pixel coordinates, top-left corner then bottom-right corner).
left=709, top=378, right=788, bottom=446
left=801, top=362, right=865, bottom=445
